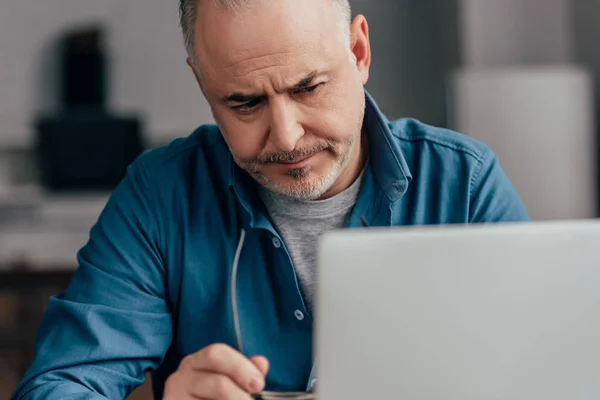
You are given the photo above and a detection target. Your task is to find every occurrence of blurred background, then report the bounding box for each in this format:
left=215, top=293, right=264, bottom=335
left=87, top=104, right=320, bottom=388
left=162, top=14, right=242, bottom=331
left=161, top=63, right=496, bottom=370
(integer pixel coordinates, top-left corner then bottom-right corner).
left=0, top=0, right=599, bottom=398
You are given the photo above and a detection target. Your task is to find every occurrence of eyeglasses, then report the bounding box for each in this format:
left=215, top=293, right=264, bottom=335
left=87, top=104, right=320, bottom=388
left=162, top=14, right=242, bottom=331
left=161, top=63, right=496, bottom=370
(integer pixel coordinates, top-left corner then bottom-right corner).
left=232, top=229, right=317, bottom=399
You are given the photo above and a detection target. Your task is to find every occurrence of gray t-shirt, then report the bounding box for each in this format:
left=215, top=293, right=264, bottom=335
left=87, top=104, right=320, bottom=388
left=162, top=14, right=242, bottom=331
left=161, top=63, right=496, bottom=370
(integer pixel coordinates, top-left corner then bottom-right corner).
left=259, top=172, right=364, bottom=311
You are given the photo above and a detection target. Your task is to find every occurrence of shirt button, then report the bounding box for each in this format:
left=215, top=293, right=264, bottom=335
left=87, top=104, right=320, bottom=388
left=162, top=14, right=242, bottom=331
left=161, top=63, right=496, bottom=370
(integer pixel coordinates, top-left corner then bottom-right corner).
left=272, top=237, right=282, bottom=248
left=294, top=310, right=305, bottom=321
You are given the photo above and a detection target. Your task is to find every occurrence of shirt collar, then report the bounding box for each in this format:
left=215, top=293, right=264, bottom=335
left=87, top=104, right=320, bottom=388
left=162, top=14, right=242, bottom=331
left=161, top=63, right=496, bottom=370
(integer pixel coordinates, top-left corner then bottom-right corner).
left=363, top=90, right=412, bottom=201
left=228, top=89, right=413, bottom=226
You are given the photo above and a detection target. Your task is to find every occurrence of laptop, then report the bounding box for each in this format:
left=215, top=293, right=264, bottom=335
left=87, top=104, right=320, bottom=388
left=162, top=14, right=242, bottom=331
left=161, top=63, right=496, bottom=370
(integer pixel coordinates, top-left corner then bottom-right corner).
left=315, top=220, right=600, bottom=400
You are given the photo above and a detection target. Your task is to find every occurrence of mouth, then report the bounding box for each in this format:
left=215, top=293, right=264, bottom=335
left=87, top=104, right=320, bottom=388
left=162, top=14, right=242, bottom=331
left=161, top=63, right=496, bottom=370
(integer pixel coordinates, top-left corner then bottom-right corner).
left=276, top=153, right=318, bottom=169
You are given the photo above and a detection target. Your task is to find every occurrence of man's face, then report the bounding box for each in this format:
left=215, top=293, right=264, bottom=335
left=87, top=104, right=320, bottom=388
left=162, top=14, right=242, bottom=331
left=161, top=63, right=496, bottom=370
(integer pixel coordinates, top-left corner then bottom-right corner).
left=190, top=0, right=371, bottom=200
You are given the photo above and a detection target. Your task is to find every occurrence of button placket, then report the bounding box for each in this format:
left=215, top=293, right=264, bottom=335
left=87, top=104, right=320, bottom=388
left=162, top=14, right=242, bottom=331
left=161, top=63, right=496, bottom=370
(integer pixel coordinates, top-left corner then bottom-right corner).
left=267, top=232, right=311, bottom=324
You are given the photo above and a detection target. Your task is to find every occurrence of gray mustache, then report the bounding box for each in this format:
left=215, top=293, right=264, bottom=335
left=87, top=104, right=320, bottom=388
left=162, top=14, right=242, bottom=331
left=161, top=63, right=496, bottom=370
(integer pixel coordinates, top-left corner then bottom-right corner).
left=255, top=143, right=333, bottom=164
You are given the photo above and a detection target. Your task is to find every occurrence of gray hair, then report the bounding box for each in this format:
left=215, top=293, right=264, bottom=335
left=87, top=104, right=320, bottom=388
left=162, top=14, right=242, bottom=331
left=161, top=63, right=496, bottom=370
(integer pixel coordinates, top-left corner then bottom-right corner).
left=179, top=0, right=352, bottom=61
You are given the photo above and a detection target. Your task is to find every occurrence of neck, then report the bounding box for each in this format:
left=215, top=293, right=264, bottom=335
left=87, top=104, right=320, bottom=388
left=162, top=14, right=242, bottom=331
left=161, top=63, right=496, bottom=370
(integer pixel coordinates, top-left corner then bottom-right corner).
left=318, top=128, right=367, bottom=200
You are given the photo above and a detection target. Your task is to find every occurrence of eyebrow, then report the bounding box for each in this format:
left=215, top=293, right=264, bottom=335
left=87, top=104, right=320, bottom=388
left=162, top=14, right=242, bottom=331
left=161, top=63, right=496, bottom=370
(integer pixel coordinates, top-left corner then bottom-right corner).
left=220, top=70, right=320, bottom=104
left=293, top=70, right=319, bottom=89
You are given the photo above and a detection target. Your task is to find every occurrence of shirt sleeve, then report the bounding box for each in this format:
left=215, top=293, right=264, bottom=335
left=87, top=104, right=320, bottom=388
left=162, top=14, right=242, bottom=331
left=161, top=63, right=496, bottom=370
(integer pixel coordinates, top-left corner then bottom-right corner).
left=469, top=149, right=530, bottom=223
left=11, top=158, right=172, bottom=400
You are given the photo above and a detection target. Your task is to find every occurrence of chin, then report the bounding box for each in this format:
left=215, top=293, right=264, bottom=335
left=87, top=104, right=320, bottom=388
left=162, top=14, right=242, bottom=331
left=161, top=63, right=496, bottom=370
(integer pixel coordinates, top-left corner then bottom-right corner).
left=260, top=168, right=341, bottom=200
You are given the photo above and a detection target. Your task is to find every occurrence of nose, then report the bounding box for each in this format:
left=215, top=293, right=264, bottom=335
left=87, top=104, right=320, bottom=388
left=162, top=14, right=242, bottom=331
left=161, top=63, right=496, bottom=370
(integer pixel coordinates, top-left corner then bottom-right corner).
left=268, top=97, right=304, bottom=153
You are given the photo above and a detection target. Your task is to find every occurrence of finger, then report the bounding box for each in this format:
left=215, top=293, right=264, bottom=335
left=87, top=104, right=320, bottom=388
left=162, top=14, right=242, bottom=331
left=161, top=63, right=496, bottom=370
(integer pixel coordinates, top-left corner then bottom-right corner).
left=183, top=344, right=265, bottom=393
left=249, top=356, right=270, bottom=376
left=168, top=369, right=252, bottom=400
left=192, top=371, right=252, bottom=400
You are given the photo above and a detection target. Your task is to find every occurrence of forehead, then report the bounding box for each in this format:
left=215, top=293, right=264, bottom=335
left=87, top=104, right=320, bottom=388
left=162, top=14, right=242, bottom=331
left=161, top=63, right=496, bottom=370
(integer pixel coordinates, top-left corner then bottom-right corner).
left=195, top=0, right=344, bottom=86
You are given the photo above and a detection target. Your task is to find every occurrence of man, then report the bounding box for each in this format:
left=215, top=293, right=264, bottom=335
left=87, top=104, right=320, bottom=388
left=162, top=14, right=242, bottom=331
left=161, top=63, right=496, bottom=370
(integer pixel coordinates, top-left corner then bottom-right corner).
left=12, top=0, right=528, bottom=399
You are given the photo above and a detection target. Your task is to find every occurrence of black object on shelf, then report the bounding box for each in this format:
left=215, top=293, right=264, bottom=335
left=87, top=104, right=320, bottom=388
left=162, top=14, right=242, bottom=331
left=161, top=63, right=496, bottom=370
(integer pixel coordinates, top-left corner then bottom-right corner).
left=35, top=26, right=144, bottom=191
left=61, top=27, right=106, bottom=109
left=36, top=111, right=143, bottom=191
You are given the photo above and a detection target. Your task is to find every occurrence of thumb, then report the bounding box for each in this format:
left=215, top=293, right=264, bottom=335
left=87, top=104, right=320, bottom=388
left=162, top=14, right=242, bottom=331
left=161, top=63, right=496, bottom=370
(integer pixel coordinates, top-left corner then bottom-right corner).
left=249, top=355, right=270, bottom=376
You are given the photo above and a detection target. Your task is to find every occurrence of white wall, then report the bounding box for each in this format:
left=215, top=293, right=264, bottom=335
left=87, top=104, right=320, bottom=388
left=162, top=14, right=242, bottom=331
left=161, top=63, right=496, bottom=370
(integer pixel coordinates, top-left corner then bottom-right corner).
left=0, top=0, right=213, bottom=148
left=108, top=0, right=213, bottom=146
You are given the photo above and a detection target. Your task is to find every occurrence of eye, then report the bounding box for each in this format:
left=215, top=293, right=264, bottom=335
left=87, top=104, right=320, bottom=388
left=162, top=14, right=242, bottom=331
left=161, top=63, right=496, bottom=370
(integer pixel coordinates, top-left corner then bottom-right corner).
left=233, top=98, right=264, bottom=112
left=294, top=83, right=322, bottom=95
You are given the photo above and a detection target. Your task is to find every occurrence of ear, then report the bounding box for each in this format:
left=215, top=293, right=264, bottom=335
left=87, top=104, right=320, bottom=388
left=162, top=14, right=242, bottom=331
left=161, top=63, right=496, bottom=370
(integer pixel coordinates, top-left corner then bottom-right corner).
left=349, top=15, right=371, bottom=85
left=187, top=57, right=203, bottom=87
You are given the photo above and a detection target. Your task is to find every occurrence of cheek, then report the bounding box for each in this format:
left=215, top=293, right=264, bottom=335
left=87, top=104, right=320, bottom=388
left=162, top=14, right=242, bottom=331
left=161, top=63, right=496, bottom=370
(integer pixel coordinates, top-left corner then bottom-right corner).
left=303, top=69, right=365, bottom=140
left=213, top=113, right=267, bottom=162
left=303, top=91, right=363, bottom=143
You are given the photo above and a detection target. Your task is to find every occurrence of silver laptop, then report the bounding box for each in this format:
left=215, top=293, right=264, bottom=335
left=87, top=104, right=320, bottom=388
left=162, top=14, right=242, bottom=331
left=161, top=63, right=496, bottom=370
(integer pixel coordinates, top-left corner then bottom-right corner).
left=315, top=220, right=600, bottom=400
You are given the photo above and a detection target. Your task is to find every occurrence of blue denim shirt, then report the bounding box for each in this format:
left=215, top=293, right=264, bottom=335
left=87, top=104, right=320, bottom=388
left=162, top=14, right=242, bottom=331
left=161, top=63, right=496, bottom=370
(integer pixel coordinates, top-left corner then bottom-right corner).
left=12, top=92, right=528, bottom=399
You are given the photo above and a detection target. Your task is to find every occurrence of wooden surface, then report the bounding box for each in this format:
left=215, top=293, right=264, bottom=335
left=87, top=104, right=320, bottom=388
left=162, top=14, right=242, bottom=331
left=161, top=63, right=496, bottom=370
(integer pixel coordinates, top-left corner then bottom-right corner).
left=129, top=375, right=154, bottom=400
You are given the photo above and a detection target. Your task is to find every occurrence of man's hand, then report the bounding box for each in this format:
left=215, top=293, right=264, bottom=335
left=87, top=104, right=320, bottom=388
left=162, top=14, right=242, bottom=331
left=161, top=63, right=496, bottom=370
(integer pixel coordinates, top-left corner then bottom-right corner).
left=162, top=343, right=270, bottom=399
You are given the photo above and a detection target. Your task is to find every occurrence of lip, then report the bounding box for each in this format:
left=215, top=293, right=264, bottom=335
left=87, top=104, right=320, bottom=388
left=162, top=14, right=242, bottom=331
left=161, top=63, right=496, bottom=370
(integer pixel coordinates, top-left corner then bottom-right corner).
left=276, top=153, right=317, bottom=169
